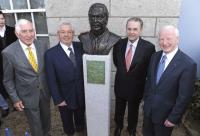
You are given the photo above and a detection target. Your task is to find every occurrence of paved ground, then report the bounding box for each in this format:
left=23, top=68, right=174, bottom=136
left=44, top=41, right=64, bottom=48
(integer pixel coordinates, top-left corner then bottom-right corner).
left=0, top=102, right=189, bottom=136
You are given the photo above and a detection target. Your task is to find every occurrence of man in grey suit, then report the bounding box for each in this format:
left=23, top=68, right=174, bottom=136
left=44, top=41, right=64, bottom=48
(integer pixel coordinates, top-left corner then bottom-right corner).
left=2, top=19, right=51, bottom=136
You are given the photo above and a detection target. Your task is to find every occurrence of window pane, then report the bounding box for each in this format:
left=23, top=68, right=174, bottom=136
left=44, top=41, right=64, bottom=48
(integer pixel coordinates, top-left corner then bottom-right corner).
left=34, top=12, right=48, bottom=34
left=30, top=0, right=44, bottom=9
left=13, top=0, right=28, bottom=9
left=5, top=13, right=15, bottom=27
left=37, top=37, right=49, bottom=47
left=0, top=0, right=10, bottom=9
left=17, top=13, right=31, bottom=22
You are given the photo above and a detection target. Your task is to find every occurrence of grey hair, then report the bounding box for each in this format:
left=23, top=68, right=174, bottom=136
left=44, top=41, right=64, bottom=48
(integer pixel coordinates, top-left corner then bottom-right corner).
left=159, top=25, right=179, bottom=37
left=57, top=22, right=75, bottom=33
left=15, top=19, right=32, bottom=33
left=126, top=17, right=143, bottom=29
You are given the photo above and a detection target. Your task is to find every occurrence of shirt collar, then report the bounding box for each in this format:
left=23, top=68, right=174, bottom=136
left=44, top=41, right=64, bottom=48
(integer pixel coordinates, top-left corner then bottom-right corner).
left=162, top=47, right=178, bottom=62
left=19, top=40, right=35, bottom=51
left=60, top=42, right=74, bottom=51
left=127, top=37, right=139, bottom=48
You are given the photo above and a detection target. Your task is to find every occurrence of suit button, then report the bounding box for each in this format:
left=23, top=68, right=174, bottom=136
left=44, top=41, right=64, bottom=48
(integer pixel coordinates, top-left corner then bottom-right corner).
left=37, top=86, right=39, bottom=88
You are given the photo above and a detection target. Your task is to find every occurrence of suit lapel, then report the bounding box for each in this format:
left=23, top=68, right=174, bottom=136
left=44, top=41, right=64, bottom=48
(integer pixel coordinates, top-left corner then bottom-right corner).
left=34, top=40, right=42, bottom=73
left=156, top=50, right=181, bottom=86
left=129, top=38, right=143, bottom=71
left=15, top=40, right=33, bottom=71
left=73, top=42, right=81, bottom=66
left=57, top=43, right=73, bottom=65
left=152, top=51, right=162, bottom=87
left=121, top=38, right=128, bottom=72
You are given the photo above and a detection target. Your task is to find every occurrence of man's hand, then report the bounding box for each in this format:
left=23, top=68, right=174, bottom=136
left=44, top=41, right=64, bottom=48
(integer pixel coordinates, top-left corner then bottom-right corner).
left=14, top=101, right=24, bottom=111
left=57, top=101, right=67, bottom=107
left=164, top=119, right=175, bottom=127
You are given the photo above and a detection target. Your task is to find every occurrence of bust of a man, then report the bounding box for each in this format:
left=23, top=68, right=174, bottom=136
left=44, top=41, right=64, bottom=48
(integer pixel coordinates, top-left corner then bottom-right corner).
left=78, top=3, right=120, bottom=55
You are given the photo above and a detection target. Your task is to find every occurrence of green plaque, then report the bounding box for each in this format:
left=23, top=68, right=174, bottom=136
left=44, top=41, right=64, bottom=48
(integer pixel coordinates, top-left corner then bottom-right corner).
left=87, top=60, right=105, bottom=84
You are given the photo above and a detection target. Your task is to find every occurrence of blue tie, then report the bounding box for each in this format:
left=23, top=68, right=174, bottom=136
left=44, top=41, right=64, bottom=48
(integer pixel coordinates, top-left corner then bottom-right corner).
left=156, top=55, right=167, bottom=84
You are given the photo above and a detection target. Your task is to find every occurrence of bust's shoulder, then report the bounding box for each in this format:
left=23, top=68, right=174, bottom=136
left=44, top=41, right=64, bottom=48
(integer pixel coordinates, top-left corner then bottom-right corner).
left=78, top=31, right=90, bottom=40
left=109, top=31, right=120, bottom=39
left=107, top=31, right=121, bottom=44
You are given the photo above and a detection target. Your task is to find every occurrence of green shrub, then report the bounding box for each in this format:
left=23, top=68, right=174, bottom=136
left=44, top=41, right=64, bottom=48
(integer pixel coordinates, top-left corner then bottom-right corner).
left=187, top=80, right=200, bottom=120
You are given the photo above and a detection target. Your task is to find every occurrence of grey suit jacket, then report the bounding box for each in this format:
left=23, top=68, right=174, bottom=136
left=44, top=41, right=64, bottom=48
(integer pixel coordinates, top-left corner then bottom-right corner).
left=2, top=39, right=50, bottom=109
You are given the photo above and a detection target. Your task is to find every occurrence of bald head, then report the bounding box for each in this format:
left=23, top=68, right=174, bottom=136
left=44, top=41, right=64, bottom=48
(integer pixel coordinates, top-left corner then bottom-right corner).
left=159, top=25, right=179, bottom=54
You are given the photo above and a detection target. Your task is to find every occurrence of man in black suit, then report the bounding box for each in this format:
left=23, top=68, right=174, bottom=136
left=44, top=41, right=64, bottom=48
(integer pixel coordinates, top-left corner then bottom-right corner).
left=0, top=11, right=17, bottom=119
left=143, top=25, right=197, bottom=136
left=113, top=17, right=155, bottom=136
left=45, top=22, right=85, bottom=136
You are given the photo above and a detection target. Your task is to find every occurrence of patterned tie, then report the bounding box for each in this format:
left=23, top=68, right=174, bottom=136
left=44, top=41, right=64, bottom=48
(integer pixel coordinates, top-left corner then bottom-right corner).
left=125, top=44, right=133, bottom=71
left=156, top=55, right=167, bottom=84
left=68, top=47, right=76, bottom=67
left=27, top=47, right=38, bottom=72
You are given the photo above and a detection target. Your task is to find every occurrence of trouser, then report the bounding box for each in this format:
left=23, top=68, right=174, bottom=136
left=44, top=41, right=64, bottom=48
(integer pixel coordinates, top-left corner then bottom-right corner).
left=58, top=106, right=85, bottom=135
left=24, top=92, right=51, bottom=136
left=143, top=116, right=173, bottom=136
left=0, top=93, right=8, bottom=110
left=114, top=97, right=141, bottom=133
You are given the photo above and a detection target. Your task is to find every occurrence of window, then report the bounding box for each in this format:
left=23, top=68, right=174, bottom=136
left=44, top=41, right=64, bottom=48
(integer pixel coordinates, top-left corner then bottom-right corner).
left=0, top=0, right=49, bottom=45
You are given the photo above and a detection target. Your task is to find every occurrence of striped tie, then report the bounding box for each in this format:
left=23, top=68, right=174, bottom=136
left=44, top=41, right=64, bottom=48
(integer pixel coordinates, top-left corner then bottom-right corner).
left=27, top=47, right=38, bottom=72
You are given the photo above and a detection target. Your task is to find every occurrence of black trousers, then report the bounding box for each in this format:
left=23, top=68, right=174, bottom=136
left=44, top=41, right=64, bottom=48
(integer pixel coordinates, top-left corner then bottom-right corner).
left=114, top=96, right=141, bottom=133
left=58, top=106, right=85, bottom=135
left=143, top=116, right=173, bottom=136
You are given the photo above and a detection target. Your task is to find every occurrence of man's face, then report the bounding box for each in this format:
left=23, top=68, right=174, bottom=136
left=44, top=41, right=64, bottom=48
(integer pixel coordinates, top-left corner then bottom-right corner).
left=159, top=29, right=179, bottom=54
left=126, top=21, right=142, bottom=42
left=15, top=23, right=35, bottom=46
left=58, top=25, right=74, bottom=46
left=89, top=7, right=107, bottom=36
left=0, top=14, right=5, bottom=28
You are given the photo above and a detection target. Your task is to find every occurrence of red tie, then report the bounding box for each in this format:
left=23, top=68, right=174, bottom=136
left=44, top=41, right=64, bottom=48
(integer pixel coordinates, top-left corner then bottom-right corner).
left=125, top=44, right=133, bottom=71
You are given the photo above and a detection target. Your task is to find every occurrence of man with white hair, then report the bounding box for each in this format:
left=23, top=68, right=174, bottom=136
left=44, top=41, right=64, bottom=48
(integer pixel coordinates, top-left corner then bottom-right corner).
left=143, top=25, right=197, bottom=136
left=2, top=19, right=51, bottom=136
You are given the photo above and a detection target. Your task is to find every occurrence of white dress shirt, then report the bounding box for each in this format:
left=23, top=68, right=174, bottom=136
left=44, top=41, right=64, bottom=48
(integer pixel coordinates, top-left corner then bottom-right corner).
left=161, top=47, right=178, bottom=70
left=125, top=38, right=139, bottom=62
left=60, top=42, right=75, bottom=57
left=0, top=25, right=5, bottom=37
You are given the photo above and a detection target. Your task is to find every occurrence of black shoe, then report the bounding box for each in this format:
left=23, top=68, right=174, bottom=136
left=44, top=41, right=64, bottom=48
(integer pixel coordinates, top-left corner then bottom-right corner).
left=114, top=127, right=122, bottom=136
left=128, top=130, right=136, bottom=136
left=1, top=108, right=9, bottom=118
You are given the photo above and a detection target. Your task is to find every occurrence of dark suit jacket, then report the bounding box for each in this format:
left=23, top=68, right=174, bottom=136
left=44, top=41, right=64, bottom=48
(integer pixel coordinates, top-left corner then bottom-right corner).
left=2, top=39, right=49, bottom=109
left=143, top=50, right=197, bottom=124
left=113, top=37, right=155, bottom=101
left=0, top=25, right=17, bottom=82
left=45, top=42, right=84, bottom=109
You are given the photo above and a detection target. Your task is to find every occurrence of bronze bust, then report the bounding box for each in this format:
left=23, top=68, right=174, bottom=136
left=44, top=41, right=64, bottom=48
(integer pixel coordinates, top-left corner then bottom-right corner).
left=78, top=3, right=120, bottom=55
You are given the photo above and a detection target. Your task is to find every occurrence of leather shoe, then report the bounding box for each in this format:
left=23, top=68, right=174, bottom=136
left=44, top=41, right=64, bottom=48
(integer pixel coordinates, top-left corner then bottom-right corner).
left=1, top=108, right=9, bottom=118
left=114, top=127, right=122, bottom=136
left=129, top=131, right=136, bottom=136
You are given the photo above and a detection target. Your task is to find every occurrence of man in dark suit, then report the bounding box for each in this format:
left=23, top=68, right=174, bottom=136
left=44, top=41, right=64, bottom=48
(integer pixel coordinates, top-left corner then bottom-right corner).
left=143, top=25, right=197, bottom=136
left=2, top=19, right=51, bottom=136
left=45, top=22, right=85, bottom=136
left=113, top=17, right=155, bottom=136
left=0, top=11, right=17, bottom=118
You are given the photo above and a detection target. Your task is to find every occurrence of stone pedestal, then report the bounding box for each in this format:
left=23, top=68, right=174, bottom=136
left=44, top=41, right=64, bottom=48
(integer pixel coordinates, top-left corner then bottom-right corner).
left=83, top=53, right=112, bottom=136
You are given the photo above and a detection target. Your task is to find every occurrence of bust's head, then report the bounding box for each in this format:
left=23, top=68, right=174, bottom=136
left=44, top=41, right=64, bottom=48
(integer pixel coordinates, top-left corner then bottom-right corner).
left=88, top=3, right=108, bottom=36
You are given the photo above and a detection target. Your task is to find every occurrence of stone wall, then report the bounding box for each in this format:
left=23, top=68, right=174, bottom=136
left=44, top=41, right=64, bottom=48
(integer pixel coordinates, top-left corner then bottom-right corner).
left=45, top=0, right=181, bottom=48
left=45, top=0, right=182, bottom=99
